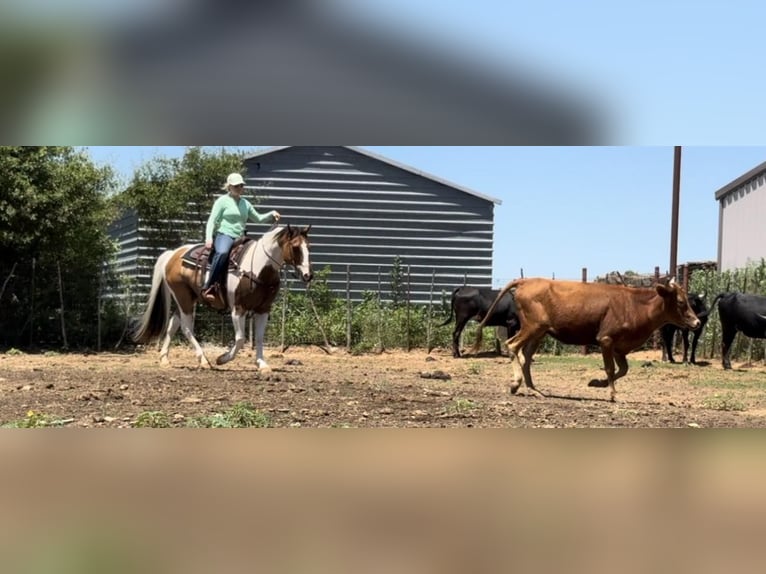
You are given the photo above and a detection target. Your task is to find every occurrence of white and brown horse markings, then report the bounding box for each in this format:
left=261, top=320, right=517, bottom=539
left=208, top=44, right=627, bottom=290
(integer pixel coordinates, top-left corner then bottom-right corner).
left=132, top=225, right=313, bottom=372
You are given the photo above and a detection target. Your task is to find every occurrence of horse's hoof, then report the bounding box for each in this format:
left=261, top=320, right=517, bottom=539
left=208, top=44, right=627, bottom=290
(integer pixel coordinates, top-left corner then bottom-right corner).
left=159, top=357, right=171, bottom=368
left=588, top=379, right=609, bottom=388
left=215, top=354, right=229, bottom=366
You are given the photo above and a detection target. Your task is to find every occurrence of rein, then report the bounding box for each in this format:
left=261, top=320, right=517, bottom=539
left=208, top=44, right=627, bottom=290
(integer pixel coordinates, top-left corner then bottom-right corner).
left=230, top=229, right=288, bottom=289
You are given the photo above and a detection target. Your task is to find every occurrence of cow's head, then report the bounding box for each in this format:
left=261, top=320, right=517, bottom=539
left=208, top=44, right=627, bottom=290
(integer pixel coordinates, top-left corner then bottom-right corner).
left=656, top=278, right=701, bottom=330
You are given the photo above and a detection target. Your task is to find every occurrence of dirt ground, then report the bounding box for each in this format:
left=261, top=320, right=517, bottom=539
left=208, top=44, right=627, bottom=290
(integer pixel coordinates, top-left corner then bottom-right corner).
left=2, top=343, right=766, bottom=427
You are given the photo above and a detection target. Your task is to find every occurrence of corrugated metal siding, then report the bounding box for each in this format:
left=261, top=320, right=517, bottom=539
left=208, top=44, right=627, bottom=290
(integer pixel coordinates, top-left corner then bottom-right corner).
left=108, top=147, right=497, bottom=304
left=245, top=147, right=495, bottom=302
left=719, top=172, right=766, bottom=271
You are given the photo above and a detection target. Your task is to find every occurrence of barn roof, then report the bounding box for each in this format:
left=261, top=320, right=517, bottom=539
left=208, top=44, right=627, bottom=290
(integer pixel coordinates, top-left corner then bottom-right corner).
left=243, top=146, right=502, bottom=206
left=714, top=159, right=766, bottom=201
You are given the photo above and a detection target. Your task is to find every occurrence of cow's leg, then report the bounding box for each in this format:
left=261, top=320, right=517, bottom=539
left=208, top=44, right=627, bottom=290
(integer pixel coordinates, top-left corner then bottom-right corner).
left=495, top=325, right=509, bottom=356
left=175, top=309, right=213, bottom=369
left=216, top=310, right=247, bottom=366
left=610, top=353, right=630, bottom=402
left=681, top=330, right=691, bottom=363
left=721, top=324, right=737, bottom=370
left=589, top=337, right=618, bottom=399
left=505, top=333, right=526, bottom=395
left=252, top=312, right=272, bottom=372
left=661, top=327, right=675, bottom=363
left=452, top=317, right=470, bottom=358
left=506, top=326, right=544, bottom=395
left=689, top=330, right=702, bottom=365
left=516, top=337, right=545, bottom=398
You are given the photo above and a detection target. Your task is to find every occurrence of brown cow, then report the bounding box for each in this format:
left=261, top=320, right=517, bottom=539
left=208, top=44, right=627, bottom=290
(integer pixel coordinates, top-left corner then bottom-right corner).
left=473, top=277, right=700, bottom=401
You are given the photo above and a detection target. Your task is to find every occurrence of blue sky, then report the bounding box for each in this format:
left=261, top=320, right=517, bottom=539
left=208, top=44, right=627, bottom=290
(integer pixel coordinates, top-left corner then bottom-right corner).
left=87, top=146, right=766, bottom=287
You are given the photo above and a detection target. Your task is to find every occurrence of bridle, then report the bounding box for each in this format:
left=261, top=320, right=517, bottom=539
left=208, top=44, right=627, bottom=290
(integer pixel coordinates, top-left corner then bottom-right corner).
left=233, top=227, right=305, bottom=287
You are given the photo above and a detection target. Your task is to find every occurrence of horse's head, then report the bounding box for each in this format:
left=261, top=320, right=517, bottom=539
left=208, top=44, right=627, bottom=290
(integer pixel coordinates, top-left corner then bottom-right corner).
left=279, top=224, right=313, bottom=282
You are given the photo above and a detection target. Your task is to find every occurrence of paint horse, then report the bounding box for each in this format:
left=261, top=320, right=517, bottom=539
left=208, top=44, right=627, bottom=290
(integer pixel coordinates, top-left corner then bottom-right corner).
left=132, top=225, right=313, bottom=372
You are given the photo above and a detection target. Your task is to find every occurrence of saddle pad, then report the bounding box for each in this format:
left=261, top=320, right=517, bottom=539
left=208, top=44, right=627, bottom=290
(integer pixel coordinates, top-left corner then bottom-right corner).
left=181, top=238, right=255, bottom=271
left=181, top=244, right=209, bottom=270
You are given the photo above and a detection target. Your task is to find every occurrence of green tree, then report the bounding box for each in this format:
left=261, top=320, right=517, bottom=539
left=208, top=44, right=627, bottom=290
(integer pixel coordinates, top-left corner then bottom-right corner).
left=115, top=147, right=248, bottom=246
left=0, top=146, right=117, bottom=347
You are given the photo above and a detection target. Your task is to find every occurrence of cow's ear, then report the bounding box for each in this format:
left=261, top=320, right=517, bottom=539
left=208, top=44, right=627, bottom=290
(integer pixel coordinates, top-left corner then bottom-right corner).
left=656, top=283, right=671, bottom=297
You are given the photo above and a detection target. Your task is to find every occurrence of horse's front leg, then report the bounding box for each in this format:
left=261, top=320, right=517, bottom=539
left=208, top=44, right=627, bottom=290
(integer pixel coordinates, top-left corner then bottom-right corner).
left=252, top=313, right=271, bottom=372
left=216, top=311, right=247, bottom=366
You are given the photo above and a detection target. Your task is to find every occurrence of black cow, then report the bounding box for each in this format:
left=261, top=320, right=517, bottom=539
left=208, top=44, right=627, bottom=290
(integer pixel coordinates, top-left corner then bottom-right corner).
left=660, top=293, right=709, bottom=364
left=710, top=292, right=766, bottom=370
left=440, top=286, right=520, bottom=358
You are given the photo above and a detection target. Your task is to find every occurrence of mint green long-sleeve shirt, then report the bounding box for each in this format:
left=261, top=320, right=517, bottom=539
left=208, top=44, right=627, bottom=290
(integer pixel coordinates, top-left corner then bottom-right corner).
left=205, top=194, right=277, bottom=242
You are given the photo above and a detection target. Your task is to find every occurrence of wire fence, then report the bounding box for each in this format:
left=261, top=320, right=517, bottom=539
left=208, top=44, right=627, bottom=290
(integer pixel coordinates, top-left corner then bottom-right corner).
left=4, top=257, right=766, bottom=363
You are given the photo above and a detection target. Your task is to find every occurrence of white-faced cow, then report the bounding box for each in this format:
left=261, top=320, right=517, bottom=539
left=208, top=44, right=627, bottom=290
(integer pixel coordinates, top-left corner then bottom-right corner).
left=660, top=293, right=709, bottom=364
left=710, top=292, right=766, bottom=370
left=440, top=286, right=520, bottom=358
left=473, top=277, right=700, bottom=401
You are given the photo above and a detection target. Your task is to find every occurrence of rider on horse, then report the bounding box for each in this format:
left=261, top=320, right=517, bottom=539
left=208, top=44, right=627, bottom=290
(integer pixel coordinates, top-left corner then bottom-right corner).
left=201, top=172, right=280, bottom=307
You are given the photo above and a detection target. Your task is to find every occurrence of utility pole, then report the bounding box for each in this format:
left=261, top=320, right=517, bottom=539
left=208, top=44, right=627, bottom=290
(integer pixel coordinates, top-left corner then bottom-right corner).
left=669, top=146, right=682, bottom=279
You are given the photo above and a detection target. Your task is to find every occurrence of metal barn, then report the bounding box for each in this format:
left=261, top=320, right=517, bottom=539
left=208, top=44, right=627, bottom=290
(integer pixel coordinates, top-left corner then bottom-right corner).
left=109, top=146, right=501, bottom=303
left=716, top=160, right=766, bottom=271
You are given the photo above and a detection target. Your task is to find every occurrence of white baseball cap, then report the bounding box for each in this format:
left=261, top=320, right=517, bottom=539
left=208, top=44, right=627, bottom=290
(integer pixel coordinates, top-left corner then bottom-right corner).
left=225, top=173, right=245, bottom=187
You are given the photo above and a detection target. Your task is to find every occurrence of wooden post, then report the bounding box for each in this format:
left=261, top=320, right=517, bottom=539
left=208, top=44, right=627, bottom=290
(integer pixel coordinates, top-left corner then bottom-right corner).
left=56, top=261, right=68, bottom=349
left=97, top=266, right=102, bottom=352
left=520, top=268, right=524, bottom=279
left=552, top=272, right=559, bottom=356
left=0, top=262, right=17, bottom=303
left=280, top=274, right=289, bottom=352
left=427, top=269, right=435, bottom=353
left=581, top=267, right=588, bottom=355
left=306, top=287, right=332, bottom=352
left=377, top=266, right=384, bottom=352
left=682, top=264, right=689, bottom=292
left=30, top=259, right=35, bottom=348
left=654, top=266, right=661, bottom=352
left=346, top=265, right=352, bottom=352
left=669, top=146, right=682, bottom=282
left=406, top=265, right=412, bottom=352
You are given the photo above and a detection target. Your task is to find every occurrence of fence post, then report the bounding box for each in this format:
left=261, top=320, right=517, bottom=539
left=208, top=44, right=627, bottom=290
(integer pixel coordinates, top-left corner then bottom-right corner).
left=377, top=266, right=384, bottom=352
left=56, top=261, right=68, bottom=349
left=30, top=259, right=35, bottom=348
left=346, top=265, right=351, bottom=352
left=654, top=266, right=661, bottom=352
left=427, top=269, right=435, bottom=353
left=97, top=266, right=103, bottom=352
left=581, top=267, right=588, bottom=355
left=280, top=274, right=289, bottom=352
left=406, top=265, right=412, bottom=352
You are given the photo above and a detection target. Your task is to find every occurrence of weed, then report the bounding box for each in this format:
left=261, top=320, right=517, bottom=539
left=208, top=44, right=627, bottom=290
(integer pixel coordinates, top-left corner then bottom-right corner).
left=448, top=397, right=479, bottom=416
left=1, top=410, right=70, bottom=428
left=134, top=411, right=172, bottom=428
left=466, top=362, right=483, bottom=375
left=5, top=348, right=23, bottom=356
left=702, top=392, right=746, bottom=412
left=187, top=402, right=270, bottom=428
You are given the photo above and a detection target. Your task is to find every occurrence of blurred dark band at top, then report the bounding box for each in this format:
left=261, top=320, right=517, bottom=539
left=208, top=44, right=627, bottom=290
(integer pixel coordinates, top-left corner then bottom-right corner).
left=0, top=0, right=606, bottom=144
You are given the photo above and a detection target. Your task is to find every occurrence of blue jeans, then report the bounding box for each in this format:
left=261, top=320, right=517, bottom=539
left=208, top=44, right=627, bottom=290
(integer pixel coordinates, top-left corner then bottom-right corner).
left=204, top=233, right=235, bottom=290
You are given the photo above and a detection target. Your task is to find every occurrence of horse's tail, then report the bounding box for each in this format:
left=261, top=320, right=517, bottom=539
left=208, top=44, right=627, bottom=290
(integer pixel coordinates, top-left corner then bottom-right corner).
left=471, top=279, right=523, bottom=354
left=438, top=287, right=459, bottom=327
left=132, top=250, right=174, bottom=344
